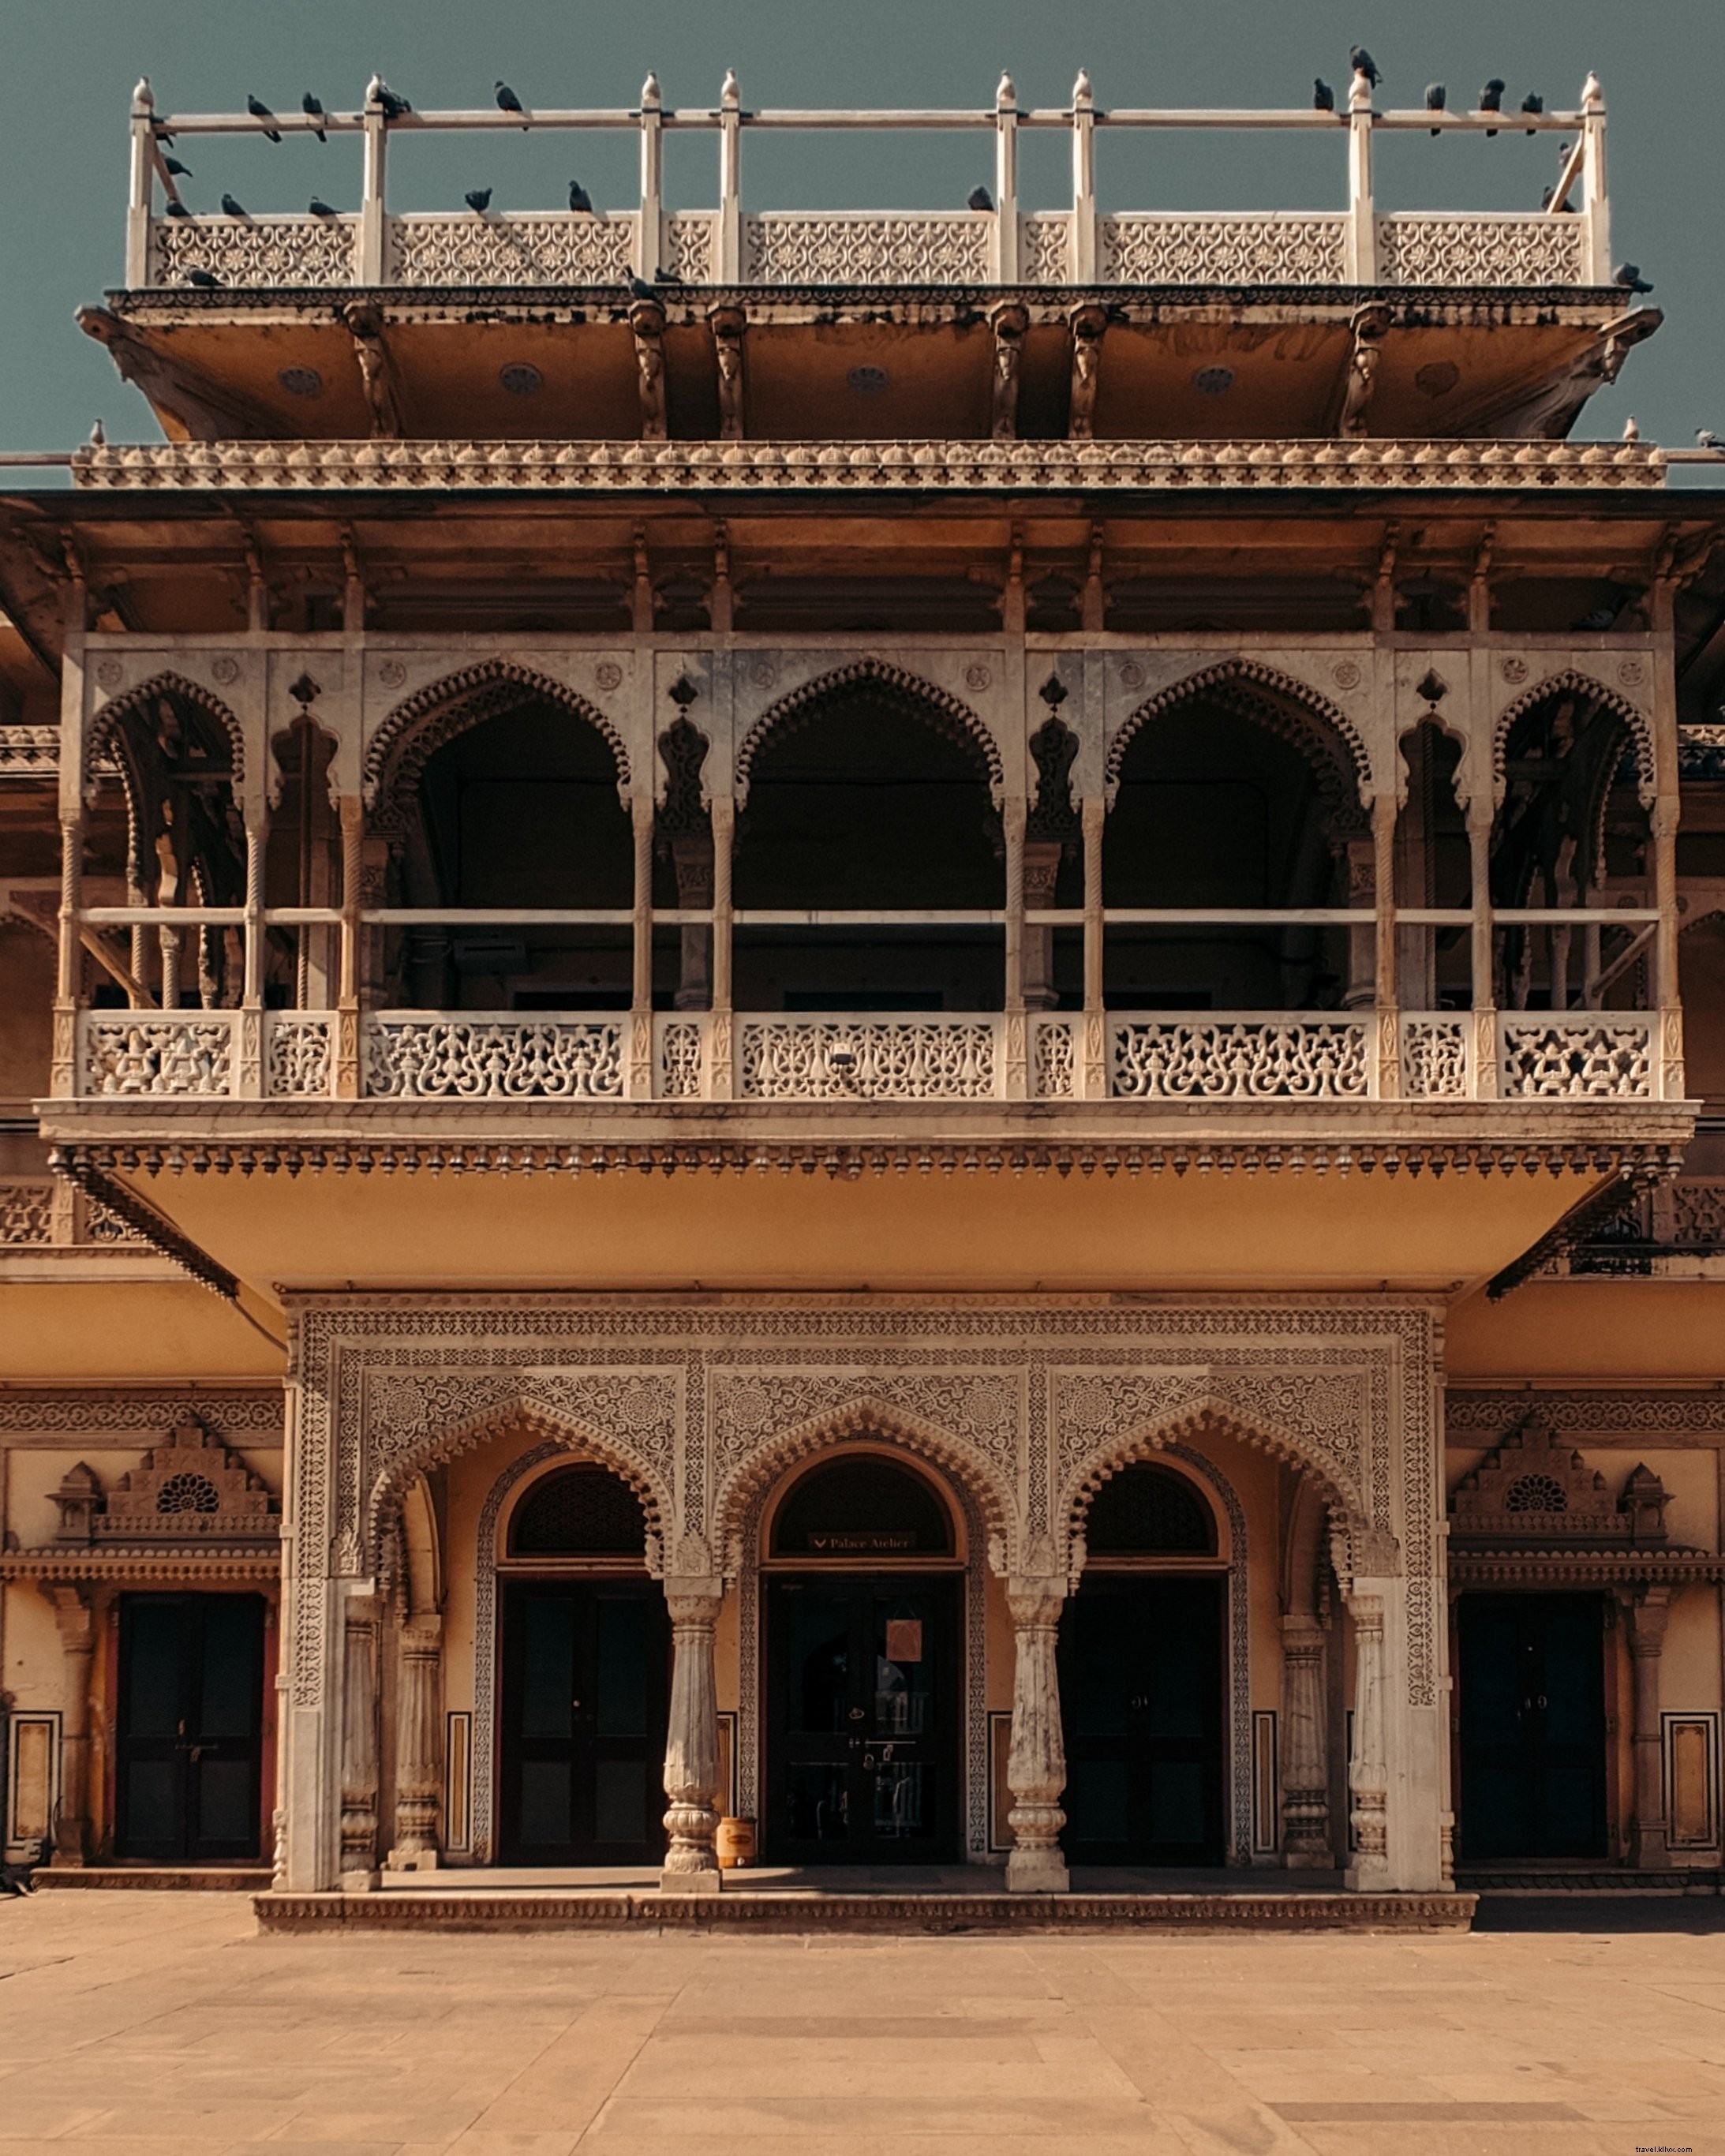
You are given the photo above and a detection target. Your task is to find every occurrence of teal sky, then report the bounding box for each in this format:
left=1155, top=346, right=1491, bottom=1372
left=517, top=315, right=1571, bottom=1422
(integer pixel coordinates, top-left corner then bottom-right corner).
left=0, top=0, right=1718, bottom=453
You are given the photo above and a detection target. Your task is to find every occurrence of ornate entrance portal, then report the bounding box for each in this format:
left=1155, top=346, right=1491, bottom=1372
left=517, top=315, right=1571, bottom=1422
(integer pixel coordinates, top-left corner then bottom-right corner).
left=115, top=1593, right=265, bottom=1862
left=762, top=1455, right=964, bottom=1864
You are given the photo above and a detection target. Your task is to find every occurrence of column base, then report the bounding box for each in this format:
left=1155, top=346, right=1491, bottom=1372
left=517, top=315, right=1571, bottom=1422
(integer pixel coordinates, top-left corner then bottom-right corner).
left=1283, top=1849, right=1335, bottom=1871
left=339, top=1868, right=380, bottom=1893
left=659, top=1864, right=722, bottom=1896
left=385, top=1846, right=439, bottom=1872
left=1005, top=1847, right=1069, bottom=1894
left=1630, top=1828, right=1670, bottom=1869
left=1343, top=1863, right=1390, bottom=1893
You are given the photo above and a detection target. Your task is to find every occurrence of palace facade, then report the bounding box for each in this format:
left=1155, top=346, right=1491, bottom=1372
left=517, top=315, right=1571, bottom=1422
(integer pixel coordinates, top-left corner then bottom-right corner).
left=2, top=66, right=1724, bottom=1909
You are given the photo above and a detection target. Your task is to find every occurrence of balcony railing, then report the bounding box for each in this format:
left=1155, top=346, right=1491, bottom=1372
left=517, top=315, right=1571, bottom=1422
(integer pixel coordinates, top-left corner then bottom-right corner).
left=71, top=1009, right=1665, bottom=1104
left=1558, top=1179, right=1725, bottom=1274
left=124, top=69, right=1614, bottom=294
left=0, top=1177, right=148, bottom=1248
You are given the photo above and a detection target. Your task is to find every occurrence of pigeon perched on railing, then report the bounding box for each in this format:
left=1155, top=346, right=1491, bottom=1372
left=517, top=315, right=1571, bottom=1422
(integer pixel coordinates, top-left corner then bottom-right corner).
left=1349, top=46, right=1381, bottom=88
left=1697, top=431, right=1724, bottom=452
left=188, top=268, right=221, bottom=287
left=164, top=155, right=193, bottom=177
left=496, top=80, right=528, bottom=128
left=372, top=80, right=412, bottom=122
left=1614, top=263, right=1653, bottom=294
left=568, top=180, right=593, bottom=214
left=247, top=95, right=282, bottom=141
left=653, top=263, right=684, bottom=284
left=1480, top=78, right=1505, bottom=135
left=464, top=188, right=492, bottom=214
left=1521, top=91, right=1544, bottom=133
left=220, top=192, right=248, bottom=219
left=967, top=185, right=993, bottom=213
left=1312, top=78, right=1334, bottom=112
left=629, top=273, right=657, bottom=301
left=1424, top=84, right=1446, bottom=133
left=309, top=197, right=338, bottom=218
left=303, top=93, right=326, bottom=143
left=164, top=199, right=192, bottom=219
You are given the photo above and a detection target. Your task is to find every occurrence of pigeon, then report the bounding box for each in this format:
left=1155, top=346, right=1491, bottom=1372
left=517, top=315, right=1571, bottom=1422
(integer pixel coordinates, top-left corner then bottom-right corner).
left=1622, top=415, right=1640, bottom=441
left=496, top=80, right=527, bottom=127
left=1313, top=77, right=1335, bottom=112
left=220, top=191, right=248, bottom=218
left=188, top=268, right=222, bottom=287
left=653, top=262, right=684, bottom=284
left=309, top=197, right=338, bottom=217
left=1349, top=46, right=1381, bottom=88
left=568, top=179, right=593, bottom=214
left=164, top=199, right=193, bottom=218
left=163, top=155, right=193, bottom=177
left=375, top=80, right=412, bottom=122
left=1521, top=91, right=1544, bottom=133
left=1698, top=430, right=1725, bottom=452
left=629, top=273, right=657, bottom=301
left=464, top=188, right=492, bottom=213
left=247, top=94, right=282, bottom=142
left=302, top=93, right=326, bottom=142
left=1480, top=78, right=1505, bottom=135
left=1540, top=185, right=1575, bottom=213
left=88, top=417, right=105, bottom=446
left=1614, top=262, right=1654, bottom=294
left=967, top=184, right=994, bottom=213
left=1424, top=83, right=1446, bottom=133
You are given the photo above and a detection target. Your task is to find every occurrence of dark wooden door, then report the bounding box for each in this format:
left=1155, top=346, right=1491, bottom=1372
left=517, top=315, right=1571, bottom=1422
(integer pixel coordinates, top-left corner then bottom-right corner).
left=115, top=1593, right=264, bottom=1862
left=765, top=1576, right=960, bottom=1863
left=1458, top=1593, right=1607, bottom=1862
left=1059, top=1575, right=1226, bottom=1866
left=499, top=1580, right=670, bottom=1864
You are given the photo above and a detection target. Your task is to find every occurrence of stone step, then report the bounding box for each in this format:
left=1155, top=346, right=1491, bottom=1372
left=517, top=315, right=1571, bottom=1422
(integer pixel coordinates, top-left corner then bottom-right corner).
left=34, top=1866, right=271, bottom=1892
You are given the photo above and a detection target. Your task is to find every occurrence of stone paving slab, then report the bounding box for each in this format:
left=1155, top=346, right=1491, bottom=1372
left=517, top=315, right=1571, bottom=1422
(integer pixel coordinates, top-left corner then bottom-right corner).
left=2, top=1889, right=1724, bottom=2153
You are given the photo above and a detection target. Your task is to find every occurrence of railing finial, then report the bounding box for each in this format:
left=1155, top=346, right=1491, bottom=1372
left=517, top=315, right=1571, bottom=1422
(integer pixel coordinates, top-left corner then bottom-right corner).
left=641, top=72, right=662, bottom=110
left=997, top=71, right=1016, bottom=110
left=132, top=77, right=154, bottom=116
left=720, top=69, right=739, bottom=110
left=1072, top=68, right=1093, bottom=110
left=1582, top=71, right=1604, bottom=112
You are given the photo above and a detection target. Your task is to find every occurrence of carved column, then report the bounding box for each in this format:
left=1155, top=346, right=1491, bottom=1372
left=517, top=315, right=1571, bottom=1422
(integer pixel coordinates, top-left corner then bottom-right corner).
left=1279, top=1614, right=1331, bottom=1866
left=660, top=1582, right=724, bottom=1893
left=1341, top=837, right=1375, bottom=1010
left=669, top=836, right=714, bottom=1010
left=1022, top=841, right=1063, bottom=1011
left=1003, top=795, right=1027, bottom=1098
left=990, top=303, right=1027, bottom=440
left=710, top=306, right=747, bottom=440
left=335, top=795, right=364, bottom=1098
left=1068, top=306, right=1105, bottom=440
left=631, top=300, right=668, bottom=441
left=630, top=790, right=655, bottom=1098
left=339, top=1594, right=380, bottom=1889
left=1465, top=795, right=1499, bottom=1097
left=1344, top=1588, right=1390, bottom=1890
left=43, top=1586, right=96, bottom=1864
left=1005, top=1576, right=1069, bottom=1892
left=1623, top=1584, right=1672, bottom=1869
left=1371, top=792, right=1400, bottom=1098
left=709, top=796, right=735, bottom=1100
left=387, top=1616, right=442, bottom=1870
left=1079, top=795, right=1106, bottom=1098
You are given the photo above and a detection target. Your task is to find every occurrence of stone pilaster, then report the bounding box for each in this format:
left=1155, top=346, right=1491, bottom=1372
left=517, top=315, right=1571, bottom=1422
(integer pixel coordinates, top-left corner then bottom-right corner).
left=43, top=1585, right=96, bottom=1865
left=1005, top=1575, right=1069, bottom=1893
left=1623, top=1584, right=1672, bottom=1869
left=1344, top=1586, right=1390, bottom=1890
left=1279, top=1613, right=1331, bottom=1867
left=660, top=1581, right=724, bottom=1893
left=339, top=1594, right=380, bottom=1890
left=387, top=1616, right=442, bottom=1870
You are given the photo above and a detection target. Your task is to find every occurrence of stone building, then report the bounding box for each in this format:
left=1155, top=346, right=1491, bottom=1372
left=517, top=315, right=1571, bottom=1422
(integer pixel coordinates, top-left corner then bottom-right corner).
left=2, top=66, right=1724, bottom=1910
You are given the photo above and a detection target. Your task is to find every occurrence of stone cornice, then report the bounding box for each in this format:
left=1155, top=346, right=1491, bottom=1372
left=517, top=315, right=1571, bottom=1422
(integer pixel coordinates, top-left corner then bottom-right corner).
left=70, top=436, right=1668, bottom=496
left=0, top=1548, right=280, bottom=1582
left=1449, top=1548, right=1725, bottom=1586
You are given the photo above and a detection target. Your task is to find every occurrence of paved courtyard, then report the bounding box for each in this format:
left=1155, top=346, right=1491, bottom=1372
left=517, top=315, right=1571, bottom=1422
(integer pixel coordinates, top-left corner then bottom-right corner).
left=2, top=1892, right=1724, bottom=2154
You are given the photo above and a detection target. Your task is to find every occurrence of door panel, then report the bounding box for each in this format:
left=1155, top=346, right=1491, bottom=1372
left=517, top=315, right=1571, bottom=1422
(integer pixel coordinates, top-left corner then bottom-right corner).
left=499, top=1580, right=669, bottom=1864
left=766, top=1575, right=960, bottom=1863
left=115, top=1595, right=265, bottom=1862
left=1058, top=1576, right=1225, bottom=1866
left=1458, top=1593, right=1607, bottom=1862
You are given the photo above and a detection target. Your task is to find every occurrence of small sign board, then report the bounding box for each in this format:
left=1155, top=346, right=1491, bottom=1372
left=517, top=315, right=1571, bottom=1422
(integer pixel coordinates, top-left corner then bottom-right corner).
left=884, top=1618, right=924, bottom=1663
left=807, top=1532, right=916, bottom=1553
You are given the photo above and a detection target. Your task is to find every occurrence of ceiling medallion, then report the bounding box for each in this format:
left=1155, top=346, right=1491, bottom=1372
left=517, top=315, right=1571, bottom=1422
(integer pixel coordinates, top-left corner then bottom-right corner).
left=1331, top=660, right=1362, bottom=691
left=499, top=363, right=544, bottom=396
left=1499, top=657, right=1529, bottom=684
left=1192, top=365, right=1234, bottom=395
left=277, top=366, right=323, bottom=398
left=594, top=661, right=624, bottom=691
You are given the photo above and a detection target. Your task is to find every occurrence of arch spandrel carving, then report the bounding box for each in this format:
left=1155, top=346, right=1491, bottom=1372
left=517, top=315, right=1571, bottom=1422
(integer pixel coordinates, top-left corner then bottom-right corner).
left=709, top=1391, right=1016, bottom=1578
left=363, top=658, right=632, bottom=812
left=1103, top=657, right=1374, bottom=827
left=732, top=657, right=1005, bottom=807
left=1491, top=668, right=1655, bottom=810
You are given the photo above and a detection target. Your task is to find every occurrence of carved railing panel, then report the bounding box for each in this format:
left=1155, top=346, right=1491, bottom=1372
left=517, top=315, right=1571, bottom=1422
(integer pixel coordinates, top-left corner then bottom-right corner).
left=364, top=1014, right=625, bottom=1099
left=743, top=212, right=990, bottom=285
left=1100, top=215, right=1348, bottom=285
left=666, top=213, right=717, bottom=284
left=1021, top=215, right=1074, bottom=283
left=1498, top=1016, right=1654, bottom=1099
left=1033, top=1017, right=1076, bottom=1100
left=266, top=1014, right=334, bottom=1099
left=149, top=214, right=358, bottom=288
left=658, top=1020, right=704, bottom=1099
left=390, top=212, right=636, bottom=286
left=81, top=1013, right=235, bottom=1096
left=0, top=1181, right=55, bottom=1246
left=1401, top=1015, right=1471, bottom=1099
left=1111, top=1017, right=1370, bottom=1099
left=740, top=1016, right=998, bottom=1099
left=1376, top=213, right=1588, bottom=286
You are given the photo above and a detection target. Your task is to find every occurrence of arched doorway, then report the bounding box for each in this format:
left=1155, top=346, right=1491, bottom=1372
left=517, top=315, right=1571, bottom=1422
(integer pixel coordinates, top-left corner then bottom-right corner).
left=761, top=1452, right=964, bottom=1863
left=496, top=1462, right=668, bottom=1865
left=1061, top=1464, right=1228, bottom=1866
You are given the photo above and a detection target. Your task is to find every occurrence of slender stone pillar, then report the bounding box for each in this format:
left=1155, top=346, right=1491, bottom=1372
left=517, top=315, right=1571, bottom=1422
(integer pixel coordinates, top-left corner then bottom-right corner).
left=1005, top=1576, right=1069, bottom=1892
left=660, top=1585, right=724, bottom=1893
left=1623, top=1585, right=1672, bottom=1869
left=1279, top=1614, right=1331, bottom=1867
left=387, top=1617, right=443, bottom=1870
left=339, top=1595, right=380, bottom=1890
left=43, top=1586, right=96, bottom=1864
left=1344, top=1588, right=1390, bottom=1890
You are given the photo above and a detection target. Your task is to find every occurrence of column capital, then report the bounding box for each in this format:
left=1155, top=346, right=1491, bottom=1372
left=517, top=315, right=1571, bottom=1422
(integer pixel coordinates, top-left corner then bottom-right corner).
left=1006, top=1575, right=1067, bottom=1626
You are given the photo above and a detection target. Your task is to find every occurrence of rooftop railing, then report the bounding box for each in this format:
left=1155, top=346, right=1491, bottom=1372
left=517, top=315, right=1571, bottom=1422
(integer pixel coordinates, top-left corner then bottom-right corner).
left=125, top=67, right=1614, bottom=292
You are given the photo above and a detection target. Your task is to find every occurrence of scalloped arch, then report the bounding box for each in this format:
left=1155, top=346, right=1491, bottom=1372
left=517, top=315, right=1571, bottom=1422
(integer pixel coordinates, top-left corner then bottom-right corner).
left=710, top=1394, right=1014, bottom=1571
left=364, top=1396, right=670, bottom=1574
left=85, top=671, right=245, bottom=800
left=363, top=661, right=631, bottom=811
left=1494, top=669, right=1653, bottom=808
left=1106, top=660, right=1372, bottom=829
left=734, top=660, right=1004, bottom=805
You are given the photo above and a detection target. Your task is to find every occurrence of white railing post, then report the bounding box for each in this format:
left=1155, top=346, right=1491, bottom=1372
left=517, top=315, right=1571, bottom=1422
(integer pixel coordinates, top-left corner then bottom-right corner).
left=709, top=797, right=735, bottom=1101
left=1465, top=798, right=1499, bottom=1099
left=1371, top=792, right=1400, bottom=1098
left=359, top=80, right=388, bottom=284
left=638, top=73, right=664, bottom=279
left=1070, top=71, right=1096, bottom=283
left=717, top=71, right=742, bottom=283
left=1345, top=68, right=1377, bottom=285
left=1580, top=73, right=1611, bottom=285
left=993, top=73, right=1019, bottom=283
left=1080, top=796, right=1106, bottom=1098
left=127, top=79, right=155, bottom=286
